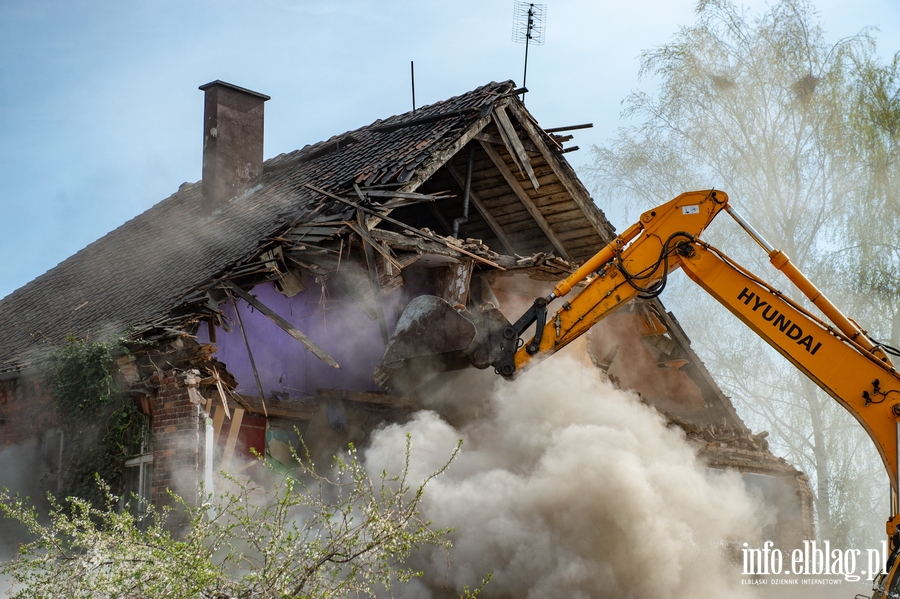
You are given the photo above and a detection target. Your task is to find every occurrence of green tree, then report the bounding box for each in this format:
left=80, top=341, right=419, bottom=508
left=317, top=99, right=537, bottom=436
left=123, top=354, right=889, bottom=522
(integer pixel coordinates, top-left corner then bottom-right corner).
left=840, top=53, right=900, bottom=344
left=44, top=336, right=147, bottom=505
left=589, top=0, right=885, bottom=544
left=0, top=437, right=483, bottom=599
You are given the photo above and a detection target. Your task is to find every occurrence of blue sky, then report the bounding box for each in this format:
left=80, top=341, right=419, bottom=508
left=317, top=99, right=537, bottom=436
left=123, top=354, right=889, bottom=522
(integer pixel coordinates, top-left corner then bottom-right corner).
left=1, top=0, right=898, bottom=300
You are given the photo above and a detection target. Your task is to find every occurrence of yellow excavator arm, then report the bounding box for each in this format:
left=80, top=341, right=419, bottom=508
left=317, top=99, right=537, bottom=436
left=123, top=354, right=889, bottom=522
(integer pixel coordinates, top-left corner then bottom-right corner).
left=377, top=189, right=900, bottom=594
left=505, top=189, right=900, bottom=595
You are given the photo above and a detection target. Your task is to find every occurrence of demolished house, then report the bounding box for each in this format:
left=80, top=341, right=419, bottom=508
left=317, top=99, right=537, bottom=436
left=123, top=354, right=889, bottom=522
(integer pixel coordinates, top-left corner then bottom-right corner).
left=0, top=80, right=813, bottom=548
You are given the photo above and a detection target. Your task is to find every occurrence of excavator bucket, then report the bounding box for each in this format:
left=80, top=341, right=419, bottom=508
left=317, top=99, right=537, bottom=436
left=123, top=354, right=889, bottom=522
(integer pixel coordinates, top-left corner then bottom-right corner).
left=374, top=295, right=512, bottom=389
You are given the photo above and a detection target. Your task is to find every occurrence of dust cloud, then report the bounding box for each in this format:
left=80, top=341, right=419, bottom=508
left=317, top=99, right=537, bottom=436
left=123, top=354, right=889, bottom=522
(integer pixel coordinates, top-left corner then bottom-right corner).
left=364, top=356, right=769, bottom=599
left=0, top=439, right=52, bottom=596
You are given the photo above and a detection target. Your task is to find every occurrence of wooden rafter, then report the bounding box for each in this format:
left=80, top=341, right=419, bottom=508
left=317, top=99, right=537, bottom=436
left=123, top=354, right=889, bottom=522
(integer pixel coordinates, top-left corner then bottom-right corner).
left=304, top=184, right=505, bottom=270
left=227, top=281, right=340, bottom=369
left=506, top=102, right=615, bottom=241
left=478, top=140, right=572, bottom=261
left=473, top=132, right=538, bottom=153
left=493, top=104, right=540, bottom=190
left=352, top=186, right=390, bottom=347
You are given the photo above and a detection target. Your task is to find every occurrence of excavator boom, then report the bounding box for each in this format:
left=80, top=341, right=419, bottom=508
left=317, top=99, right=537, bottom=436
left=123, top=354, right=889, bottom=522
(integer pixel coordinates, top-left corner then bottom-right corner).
left=376, top=189, right=900, bottom=595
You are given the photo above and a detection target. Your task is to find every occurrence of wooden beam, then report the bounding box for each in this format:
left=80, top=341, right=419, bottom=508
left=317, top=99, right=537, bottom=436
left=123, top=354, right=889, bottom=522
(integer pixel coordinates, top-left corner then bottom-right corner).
left=353, top=201, right=389, bottom=347
left=220, top=407, right=245, bottom=468
left=544, top=123, right=593, bottom=133
left=362, top=190, right=453, bottom=200
left=228, top=395, right=320, bottom=420
left=446, top=161, right=519, bottom=254
left=211, top=403, right=226, bottom=443
left=478, top=140, right=572, bottom=261
left=493, top=105, right=539, bottom=190
left=303, top=184, right=505, bottom=270
left=230, top=295, right=268, bottom=417
left=317, top=387, right=414, bottom=409
left=473, top=132, right=538, bottom=153
left=505, top=103, right=616, bottom=242
left=345, top=221, right=403, bottom=271
left=226, top=281, right=340, bottom=369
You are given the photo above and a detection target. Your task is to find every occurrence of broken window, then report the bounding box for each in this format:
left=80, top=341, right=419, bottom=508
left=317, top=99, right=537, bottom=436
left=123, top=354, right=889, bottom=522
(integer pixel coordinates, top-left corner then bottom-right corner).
left=121, top=422, right=153, bottom=521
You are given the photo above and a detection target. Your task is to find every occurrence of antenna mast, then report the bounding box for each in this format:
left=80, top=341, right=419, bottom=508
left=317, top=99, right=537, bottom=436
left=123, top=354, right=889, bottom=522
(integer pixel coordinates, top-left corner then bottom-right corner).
left=512, top=1, right=546, bottom=103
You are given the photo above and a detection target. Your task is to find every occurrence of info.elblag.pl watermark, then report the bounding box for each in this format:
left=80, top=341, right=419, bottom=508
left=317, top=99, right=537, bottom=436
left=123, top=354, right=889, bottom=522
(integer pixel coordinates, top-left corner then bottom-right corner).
left=740, top=540, right=889, bottom=586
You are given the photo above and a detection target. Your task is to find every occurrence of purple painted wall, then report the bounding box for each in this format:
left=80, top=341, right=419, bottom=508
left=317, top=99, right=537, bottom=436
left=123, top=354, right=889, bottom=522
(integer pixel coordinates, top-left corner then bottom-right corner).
left=197, top=277, right=403, bottom=399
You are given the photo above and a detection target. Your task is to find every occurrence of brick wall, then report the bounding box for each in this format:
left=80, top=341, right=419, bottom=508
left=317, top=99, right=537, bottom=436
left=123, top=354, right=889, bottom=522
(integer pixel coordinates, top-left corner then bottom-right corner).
left=148, top=370, right=206, bottom=510
left=699, top=441, right=816, bottom=548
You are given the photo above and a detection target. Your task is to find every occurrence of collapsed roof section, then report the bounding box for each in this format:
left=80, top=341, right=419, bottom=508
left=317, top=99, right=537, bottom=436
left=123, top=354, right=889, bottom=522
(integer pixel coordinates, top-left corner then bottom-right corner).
left=0, top=82, right=602, bottom=367
left=0, top=79, right=745, bottom=429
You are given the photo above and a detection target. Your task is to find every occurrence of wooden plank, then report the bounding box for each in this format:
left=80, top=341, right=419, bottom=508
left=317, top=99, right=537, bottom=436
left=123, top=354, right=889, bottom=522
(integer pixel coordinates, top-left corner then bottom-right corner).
left=304, top=184, right=505, bottom=270
left=558, top=227, right=600, bottom=242
left=363, top=190, right=447, bottom=200
left=506, top=103, right=616, bottom=242
left=528, top=201, right=582, bottom=218
left=211, top=404, right=226, bottom=444
left=446, top=161, right=519, bottom=254
left=469, top=183, right=522, bottom=202
left=478, top=197, right=523, bottom=214
left=478, top=140, right=572, bottom=261
left=493, top=105, right=540, bottom=190
left=317, top=388, right=414, bottom=409
left=228, top=296, right=267, bottom=417
left=353, top=201, right=389, bottom=347
left=473, top=132, right=538, bottom=153
left=530, top=187, right=580, bottom=204
left=227, top=281, right=340, bottom=369
left=502, top=219, right=545, bottom=235
left=544, top=123, right=593, bottom=133
left=545, top=208, right=590, bottom=225
left=345, top=221, right=403, bottom=271
left=221, top=407, right=245, bottom=468
left=229, top=395, right=319, bottom=420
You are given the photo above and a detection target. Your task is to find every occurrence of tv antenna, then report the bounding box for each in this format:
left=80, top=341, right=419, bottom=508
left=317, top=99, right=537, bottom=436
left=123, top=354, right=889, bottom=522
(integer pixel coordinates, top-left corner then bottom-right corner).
left=512, top=1, right=546, bottom=102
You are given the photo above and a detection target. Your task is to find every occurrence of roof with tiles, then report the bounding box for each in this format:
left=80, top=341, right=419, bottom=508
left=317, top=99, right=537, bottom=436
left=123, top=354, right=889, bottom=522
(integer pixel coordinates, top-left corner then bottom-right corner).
left=0, top=81, right=517, bottom=371
left=0, top=80, right=610, bottom=374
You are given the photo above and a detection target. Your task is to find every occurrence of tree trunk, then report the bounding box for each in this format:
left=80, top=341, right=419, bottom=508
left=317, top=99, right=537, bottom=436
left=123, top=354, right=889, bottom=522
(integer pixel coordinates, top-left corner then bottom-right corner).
left=802, top=377, right=831, bottom=539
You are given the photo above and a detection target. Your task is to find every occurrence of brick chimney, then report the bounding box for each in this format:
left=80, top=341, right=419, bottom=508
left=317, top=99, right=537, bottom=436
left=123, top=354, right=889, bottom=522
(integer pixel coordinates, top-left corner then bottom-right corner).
left=199, top=80, right=270, bottom=214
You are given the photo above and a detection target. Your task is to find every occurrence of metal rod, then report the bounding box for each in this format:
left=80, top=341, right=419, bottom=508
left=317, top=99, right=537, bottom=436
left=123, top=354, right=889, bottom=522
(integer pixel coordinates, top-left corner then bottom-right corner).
left=728, top=203, right=889, bottom=362
left=452, top=144, right=476, bottom=237
left=522, top=20, right=530, bottom=103
left=725, top=204, right=775, bottom=253
left=410, top=60, right=416, bottom=113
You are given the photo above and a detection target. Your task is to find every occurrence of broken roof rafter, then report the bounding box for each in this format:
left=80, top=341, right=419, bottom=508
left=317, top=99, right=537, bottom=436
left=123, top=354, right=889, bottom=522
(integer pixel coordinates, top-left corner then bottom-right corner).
left=0, top=80, right=620, bottom=372
left=304, top=183, right=505, bottom=270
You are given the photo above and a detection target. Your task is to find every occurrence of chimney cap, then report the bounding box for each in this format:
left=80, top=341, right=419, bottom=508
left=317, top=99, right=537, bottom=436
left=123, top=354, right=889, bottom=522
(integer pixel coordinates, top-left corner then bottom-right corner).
left=199, top=80, right=271, bottom=101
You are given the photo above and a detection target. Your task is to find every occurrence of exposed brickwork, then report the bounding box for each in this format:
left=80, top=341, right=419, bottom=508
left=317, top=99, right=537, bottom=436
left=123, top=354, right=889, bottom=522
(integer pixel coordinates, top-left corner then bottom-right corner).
left=666, top=388, right=815, bottom=543
left=0, top=376, right=56, bottom=447
left=692, top=433, right=816, bottom=548
left=149, top=370, right=206, bottom=510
